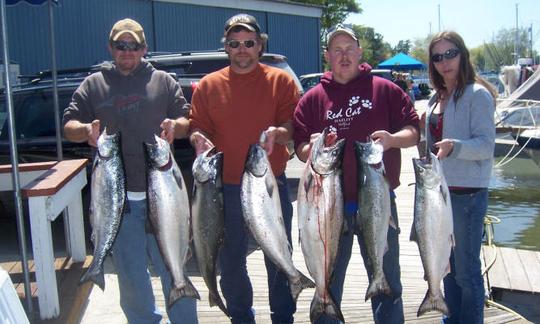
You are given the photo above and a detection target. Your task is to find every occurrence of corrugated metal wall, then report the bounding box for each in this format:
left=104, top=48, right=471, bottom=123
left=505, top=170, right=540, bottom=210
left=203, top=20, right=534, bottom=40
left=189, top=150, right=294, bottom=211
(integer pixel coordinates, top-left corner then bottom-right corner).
left=266, top=13, right=321, bottom=76
left=5, top=0, right=320, bottom=77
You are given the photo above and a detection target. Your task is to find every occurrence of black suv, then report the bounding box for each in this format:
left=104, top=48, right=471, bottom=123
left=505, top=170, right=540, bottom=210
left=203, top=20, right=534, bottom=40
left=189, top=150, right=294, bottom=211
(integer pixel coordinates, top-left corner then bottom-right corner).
left=0, top=50, right=303, bottom=168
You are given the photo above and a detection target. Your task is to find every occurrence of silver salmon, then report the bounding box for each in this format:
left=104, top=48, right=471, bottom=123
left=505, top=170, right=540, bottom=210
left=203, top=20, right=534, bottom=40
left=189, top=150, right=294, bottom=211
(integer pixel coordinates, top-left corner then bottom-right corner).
left=145, top=135, right=200, bottom=307
left=241, top=142, right=315, bottom=302
left=355, top=140, right=393, bottom=301
left=298, top=128, right=346, bottom=323
left=80, top=129, right=125, bottom=290
left=411, top=152, right=453, bottom=317
left=191, top=147, right=229, bottom=317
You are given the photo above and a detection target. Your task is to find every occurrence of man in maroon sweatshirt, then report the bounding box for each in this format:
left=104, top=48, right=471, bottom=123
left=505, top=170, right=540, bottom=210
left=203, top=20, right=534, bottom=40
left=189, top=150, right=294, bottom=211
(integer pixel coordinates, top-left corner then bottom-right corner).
left=293, top=24, right=419, bottom=324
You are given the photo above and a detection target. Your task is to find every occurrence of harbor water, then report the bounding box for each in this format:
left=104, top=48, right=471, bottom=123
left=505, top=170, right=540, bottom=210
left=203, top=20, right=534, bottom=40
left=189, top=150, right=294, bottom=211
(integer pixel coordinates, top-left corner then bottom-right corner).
left=488, top=156, right=540, bottom=251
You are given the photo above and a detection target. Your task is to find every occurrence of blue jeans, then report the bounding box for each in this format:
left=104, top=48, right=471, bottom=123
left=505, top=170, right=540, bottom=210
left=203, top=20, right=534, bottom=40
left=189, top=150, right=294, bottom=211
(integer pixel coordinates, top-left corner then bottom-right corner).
left=315, top=193, right=404, bottom=324
left=220, top=174, right=295, bottom=324
left=111, top=199, right=198, bottom=324
left=443, top=189, right=487, bottom=324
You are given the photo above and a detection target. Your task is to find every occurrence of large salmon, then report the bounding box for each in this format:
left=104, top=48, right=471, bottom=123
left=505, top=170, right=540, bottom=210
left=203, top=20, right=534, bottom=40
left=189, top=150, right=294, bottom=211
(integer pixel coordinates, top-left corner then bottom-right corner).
left=298, top=128, right=346, bottom=323
left=354, top=140, right=393, bottom=301
left=191, top=147, right=229, bottom=317
left=80, top=129, right=125, bottom=290
left=411, top=152, right=453, bottom=317
left=241, top=141, right=315, bottom=302
left=145, top=135, right=200, bottom=307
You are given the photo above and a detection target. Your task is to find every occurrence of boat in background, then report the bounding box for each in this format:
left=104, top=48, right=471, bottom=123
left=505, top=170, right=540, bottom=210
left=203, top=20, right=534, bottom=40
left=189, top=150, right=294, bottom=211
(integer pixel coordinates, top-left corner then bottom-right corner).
left=516, top=128, right=540, bottom=167
left=494, top=66, right=539, bottom=160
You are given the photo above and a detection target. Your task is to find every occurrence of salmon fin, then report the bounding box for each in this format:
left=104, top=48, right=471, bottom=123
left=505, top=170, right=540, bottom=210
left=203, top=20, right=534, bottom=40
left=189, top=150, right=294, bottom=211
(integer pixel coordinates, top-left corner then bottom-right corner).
left=209, top=290, right=230, bottom=318
left=168, top=276, right=201, bottom=307
left=440, top=185, right=448, bottom=204
left=365, top=275, right=392, bottom=301
left=355, top=211, right=363, bottom=235
left=310, top=292, right=345, bottom=323
left=409, top=222, right=418, bottom=242
left=79, top=261, right=105, bottom=291
left=290, top=271, right=316, bottom=302
left=304, top=170, right=313, bottom=196
left=389, top=215, right=397, bottom=229
left=265, top=174, right=275, bottom=197
left=342, top=217, right=350, bottom=234
left=417, top=289, right=449, bottom=317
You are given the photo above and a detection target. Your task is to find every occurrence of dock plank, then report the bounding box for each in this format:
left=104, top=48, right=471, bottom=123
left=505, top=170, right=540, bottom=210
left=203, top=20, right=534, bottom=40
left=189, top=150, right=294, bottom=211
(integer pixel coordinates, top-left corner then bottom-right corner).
left=515, top=248, right=540, bottom=292
left=483, top=245, right=511, bottom=291
left=499, top=247, right=532, bottom=292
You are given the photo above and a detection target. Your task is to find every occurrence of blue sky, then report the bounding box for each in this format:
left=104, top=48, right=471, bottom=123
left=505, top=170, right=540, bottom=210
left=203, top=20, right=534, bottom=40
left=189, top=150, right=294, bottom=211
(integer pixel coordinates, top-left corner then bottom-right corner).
left=345, top=0, right=540, bottom=53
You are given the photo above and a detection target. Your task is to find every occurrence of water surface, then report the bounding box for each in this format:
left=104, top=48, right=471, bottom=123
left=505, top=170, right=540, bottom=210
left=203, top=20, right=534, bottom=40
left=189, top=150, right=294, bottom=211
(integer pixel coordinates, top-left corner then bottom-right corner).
left=488, top=157, right=540, bottom=251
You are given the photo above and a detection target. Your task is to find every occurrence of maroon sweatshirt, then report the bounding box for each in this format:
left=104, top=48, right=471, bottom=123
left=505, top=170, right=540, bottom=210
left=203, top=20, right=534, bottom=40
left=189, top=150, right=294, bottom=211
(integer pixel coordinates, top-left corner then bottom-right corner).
left=293, top=63, right=419, bottom=204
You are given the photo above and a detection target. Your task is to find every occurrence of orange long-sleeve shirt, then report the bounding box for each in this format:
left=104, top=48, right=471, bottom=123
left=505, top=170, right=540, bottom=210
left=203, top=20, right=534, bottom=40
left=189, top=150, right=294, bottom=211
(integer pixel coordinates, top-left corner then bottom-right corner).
left=190, top=63, right=300, bottom=184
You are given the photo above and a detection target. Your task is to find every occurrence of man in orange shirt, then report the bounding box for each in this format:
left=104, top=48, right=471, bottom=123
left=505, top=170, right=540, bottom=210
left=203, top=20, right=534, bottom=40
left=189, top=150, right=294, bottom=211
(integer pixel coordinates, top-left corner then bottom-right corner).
left=189, top=13, right=300, bottom=324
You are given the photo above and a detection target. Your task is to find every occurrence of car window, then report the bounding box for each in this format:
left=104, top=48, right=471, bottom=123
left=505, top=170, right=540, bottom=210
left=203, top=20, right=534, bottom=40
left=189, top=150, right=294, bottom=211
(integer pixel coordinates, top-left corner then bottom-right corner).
left=0, top=90, right=72, bottom=140
left=300, top=75, right=321, bottom=92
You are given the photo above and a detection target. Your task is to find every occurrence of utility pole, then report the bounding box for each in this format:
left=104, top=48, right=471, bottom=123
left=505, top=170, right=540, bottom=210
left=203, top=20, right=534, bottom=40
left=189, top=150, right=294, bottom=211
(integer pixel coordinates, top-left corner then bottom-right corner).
left=530, top=24, right=534, bottom=65
left=438, top=4, right=441, bottom=32
left=514, top=3, right=519, bottom=64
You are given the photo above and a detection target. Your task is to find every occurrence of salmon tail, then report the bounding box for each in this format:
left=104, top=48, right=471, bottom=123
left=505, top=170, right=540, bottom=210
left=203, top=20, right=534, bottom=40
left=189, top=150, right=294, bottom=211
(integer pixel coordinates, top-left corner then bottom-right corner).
left=209, top=291, right=230, bottom=318
left=417, top=289, right=449, bottom=317
left=365, top=275, right=391, bottom=301
left=409, top=224, right=418, bottom=242
left=168, top=277, right=201, bottom=307
left=290, top=271, right=316, bottom=302
left=309, top=292, right=345, bottom=323
left=79, top=261, right=105, bottom=291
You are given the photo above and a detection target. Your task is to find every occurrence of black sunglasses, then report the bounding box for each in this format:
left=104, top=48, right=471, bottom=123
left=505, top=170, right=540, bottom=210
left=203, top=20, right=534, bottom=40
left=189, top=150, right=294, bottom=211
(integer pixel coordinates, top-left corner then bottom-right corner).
left=431, top=48, right=460, bottom=63
left=225, top=39, right=257, bottom=49
left=112, top=40, right=144, bottom=51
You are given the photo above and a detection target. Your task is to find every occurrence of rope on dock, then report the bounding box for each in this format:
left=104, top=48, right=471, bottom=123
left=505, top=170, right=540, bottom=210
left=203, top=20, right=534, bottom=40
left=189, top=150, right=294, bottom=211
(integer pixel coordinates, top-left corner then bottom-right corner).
left=481, top=215, right=527, bottom=320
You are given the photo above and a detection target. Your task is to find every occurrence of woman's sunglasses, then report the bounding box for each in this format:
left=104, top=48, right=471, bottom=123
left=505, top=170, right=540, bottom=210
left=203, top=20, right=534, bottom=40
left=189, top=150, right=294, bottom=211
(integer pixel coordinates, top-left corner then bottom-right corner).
left=112, top=41, right=144, bottom=51
left=431, top=48, right=460, bottom=63
left=225, top=40, right=257, bottom=49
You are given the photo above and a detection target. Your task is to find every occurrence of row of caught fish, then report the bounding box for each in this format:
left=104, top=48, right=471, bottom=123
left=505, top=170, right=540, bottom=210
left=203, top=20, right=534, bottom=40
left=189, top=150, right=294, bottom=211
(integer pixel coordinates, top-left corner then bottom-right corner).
left=80, top=127, right=454, bottom=323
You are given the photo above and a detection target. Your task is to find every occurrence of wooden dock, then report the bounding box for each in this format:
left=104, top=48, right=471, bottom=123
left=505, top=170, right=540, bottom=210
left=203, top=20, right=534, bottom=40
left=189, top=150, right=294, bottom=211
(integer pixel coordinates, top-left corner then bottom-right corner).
left=1, top=142, right=532, bottom=323
left=77, top=147, right=528, bottom=324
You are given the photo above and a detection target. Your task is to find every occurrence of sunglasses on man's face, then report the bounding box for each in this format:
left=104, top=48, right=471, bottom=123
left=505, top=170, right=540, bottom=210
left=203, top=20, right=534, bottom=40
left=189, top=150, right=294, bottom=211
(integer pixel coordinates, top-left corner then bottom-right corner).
left=225, top=39, right=257, bottom=49
left=431, top=48, right=460, bottom=63
left=112, top=41, right=144, bottom=51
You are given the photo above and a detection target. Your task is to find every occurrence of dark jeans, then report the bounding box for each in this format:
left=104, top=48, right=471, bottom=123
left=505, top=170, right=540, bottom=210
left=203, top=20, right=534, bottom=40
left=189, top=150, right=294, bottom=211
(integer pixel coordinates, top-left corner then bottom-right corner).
left=443, top=189, right=487, bottom=324
left=315, top=193, right=404, bottom=324
left=220, top=174, right=295, bottom=324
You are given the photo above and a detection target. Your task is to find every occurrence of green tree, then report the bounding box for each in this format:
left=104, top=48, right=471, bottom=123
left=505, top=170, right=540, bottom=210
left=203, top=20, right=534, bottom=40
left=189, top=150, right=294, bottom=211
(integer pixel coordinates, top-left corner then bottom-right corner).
left=469, top=47, right=487, bottom=72
left=352, top=25, right=392, bottom=67
left=294, top=0, right=361, bottom=30
left=479, top=27, right=536, bottom=71
left=393, top=40, right=412, bottom=55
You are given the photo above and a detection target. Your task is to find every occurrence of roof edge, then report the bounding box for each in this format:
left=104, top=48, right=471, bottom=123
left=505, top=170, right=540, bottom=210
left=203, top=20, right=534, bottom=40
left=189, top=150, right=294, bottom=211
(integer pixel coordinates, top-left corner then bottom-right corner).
left=153, top=0, right=323, bottom=18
